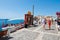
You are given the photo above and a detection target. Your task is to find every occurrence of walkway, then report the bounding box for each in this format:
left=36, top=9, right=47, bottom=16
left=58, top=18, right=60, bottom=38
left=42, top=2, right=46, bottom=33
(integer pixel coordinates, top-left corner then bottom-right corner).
left=9, top=23, right=60, bottom=40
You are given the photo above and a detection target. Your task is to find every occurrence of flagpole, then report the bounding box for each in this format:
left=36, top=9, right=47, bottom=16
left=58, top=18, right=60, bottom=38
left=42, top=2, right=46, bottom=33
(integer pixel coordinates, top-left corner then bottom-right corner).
left=32, top=5, right=34, bottom=25
left=33, top=5, right=34, bottom=16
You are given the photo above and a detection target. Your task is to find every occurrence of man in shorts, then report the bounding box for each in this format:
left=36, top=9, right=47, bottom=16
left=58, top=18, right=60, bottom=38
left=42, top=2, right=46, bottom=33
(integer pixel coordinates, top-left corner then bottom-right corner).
left=57, top=18, right=60, bottom=30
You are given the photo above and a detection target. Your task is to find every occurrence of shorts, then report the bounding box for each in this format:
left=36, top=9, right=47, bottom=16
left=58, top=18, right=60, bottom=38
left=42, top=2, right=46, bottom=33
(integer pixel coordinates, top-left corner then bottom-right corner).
left=57, top=22, right=60, bottom=25
left=45, top=22, right=46, bottom=24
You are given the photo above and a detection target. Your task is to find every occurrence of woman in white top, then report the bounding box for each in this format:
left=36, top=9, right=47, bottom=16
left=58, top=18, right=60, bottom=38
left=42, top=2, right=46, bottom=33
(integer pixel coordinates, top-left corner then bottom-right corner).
left=42, top=18, right=46, bottom=29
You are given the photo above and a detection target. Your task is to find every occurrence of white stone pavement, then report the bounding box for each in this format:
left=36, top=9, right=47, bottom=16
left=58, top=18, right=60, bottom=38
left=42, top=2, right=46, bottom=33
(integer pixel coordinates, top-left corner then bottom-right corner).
left=9, top=23, right=60, bottom=40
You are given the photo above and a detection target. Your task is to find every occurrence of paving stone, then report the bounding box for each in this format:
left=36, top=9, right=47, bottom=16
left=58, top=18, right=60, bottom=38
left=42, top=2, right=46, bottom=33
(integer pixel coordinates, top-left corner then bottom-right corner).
left=26, top=25, right=40, bottom=31
left=58, top=36, right=60, bottom=40
left=9, top=30, right=40, bottom=40
left=38, top=25, right=58, bottom=34
left=42, top=34, right=59, bottom=40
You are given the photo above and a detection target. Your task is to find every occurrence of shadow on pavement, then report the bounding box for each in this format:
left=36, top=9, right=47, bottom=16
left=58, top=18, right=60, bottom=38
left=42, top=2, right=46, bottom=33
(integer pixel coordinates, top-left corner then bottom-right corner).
left=0, top=36, right=13, bottom=40
left=45, top=29, right=55, bottom=30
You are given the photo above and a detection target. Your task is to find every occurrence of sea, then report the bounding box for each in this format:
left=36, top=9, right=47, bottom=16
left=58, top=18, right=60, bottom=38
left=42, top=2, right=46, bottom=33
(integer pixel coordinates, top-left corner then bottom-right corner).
left=0, top=19, right=24, bottom=31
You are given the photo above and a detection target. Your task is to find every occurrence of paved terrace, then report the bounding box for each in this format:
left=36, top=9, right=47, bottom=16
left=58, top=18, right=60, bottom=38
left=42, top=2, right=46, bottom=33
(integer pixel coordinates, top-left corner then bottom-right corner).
left=0, top=23, right=60, bottom=40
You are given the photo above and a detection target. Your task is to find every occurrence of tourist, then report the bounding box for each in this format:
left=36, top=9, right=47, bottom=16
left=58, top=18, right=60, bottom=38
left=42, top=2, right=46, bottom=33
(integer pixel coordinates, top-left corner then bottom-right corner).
left=42, top=18, right=46, bottom=29
left=47, top=18, right=52, bottom=30
left=57, top=18, right=60, bottom=30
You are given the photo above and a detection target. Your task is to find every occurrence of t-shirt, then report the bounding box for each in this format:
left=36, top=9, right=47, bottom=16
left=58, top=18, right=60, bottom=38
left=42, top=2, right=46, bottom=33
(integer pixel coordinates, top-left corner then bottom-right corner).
left=42, top=19, right=45, bottom=24
left=57, top=18, right=60, bottom=22
left=57, top=18, right=60, bottom=25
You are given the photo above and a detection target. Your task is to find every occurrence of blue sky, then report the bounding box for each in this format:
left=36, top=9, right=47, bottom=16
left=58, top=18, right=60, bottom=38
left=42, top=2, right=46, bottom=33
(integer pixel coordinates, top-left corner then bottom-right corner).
left=0, top=0, right=60, bottom=19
